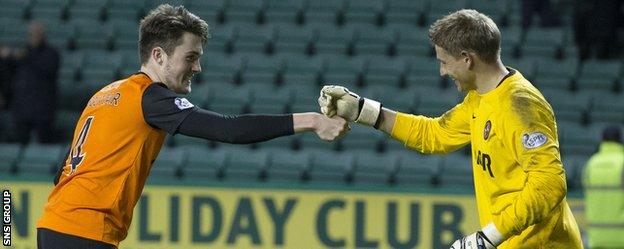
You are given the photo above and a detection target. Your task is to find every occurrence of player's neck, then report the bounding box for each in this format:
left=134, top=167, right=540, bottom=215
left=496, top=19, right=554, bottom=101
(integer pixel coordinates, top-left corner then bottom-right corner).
left=474, top=60, right=508, bottom=94
left=140, top=64, right=165, bottom=84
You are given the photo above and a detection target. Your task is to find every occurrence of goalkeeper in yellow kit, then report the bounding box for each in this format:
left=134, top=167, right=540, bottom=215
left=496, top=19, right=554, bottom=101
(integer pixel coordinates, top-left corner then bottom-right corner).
left=319, top=9, right=582, bottom=249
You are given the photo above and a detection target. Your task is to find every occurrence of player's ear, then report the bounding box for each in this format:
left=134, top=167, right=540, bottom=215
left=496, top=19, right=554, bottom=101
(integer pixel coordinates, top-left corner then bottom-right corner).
left=151, top=47, right=165, bottom=65
left=461, top=50, right=474, bottom=69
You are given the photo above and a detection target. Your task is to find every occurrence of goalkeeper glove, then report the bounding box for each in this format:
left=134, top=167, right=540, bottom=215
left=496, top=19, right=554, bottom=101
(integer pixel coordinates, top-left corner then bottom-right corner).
left=318, top=85, right=382, bottom=127
left=450, top=223, right=503, bottom=249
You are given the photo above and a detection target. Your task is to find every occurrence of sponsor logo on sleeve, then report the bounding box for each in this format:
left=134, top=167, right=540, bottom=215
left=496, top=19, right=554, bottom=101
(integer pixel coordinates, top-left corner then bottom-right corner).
left=522, top=132, right=548, bottom=149
left=174, top=98, right=194, bottom=110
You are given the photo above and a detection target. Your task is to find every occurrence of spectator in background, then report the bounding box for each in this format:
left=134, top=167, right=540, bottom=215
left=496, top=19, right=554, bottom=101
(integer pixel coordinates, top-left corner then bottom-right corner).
left=583, top=125, right=624, bottom=248
left=3, top=22, right=60, bottom=144
left=521, top=0, right=561, bottom=30
left=573, top=0, right=624, bottom=60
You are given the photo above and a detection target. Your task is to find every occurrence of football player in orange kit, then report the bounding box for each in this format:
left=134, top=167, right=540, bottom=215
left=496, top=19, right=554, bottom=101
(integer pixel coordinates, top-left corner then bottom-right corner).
left=36, top=4, right=348, bottom=248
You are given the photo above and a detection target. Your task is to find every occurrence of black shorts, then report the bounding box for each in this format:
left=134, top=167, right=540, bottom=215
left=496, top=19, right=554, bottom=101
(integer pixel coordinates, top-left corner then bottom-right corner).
left=37, top=228, right=117, bottom=249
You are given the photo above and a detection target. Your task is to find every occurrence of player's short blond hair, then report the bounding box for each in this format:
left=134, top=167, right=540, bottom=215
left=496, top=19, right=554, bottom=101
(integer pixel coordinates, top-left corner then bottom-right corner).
left=428, top=9, right=501, bottom=64
left=139, top=4, right=210, bottom=65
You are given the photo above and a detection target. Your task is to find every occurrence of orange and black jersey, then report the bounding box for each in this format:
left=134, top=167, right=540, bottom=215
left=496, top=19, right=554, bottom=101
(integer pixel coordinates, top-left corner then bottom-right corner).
left=38, top=73, right=293, bottom=246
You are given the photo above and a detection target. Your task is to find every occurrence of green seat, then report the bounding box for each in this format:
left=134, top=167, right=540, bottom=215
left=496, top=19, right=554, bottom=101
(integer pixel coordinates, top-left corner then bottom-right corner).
left=352, top=150, right=399, bottom=185
left=309, top=150, right=354, bottom=184
left=579, top=59, right=622, bottom=81
left=223, top=0, right=264, bottom=24
left=541, top=89, right=589, bottom=124
left=415, top=87, right=462, bottom=117
left=588, top=92, right=624, bottom=125
left=264, top=0, right=305, bottom=24
left=224, top=147, right=269, bottom=181
left=343, top=0, right=384, bottom=25
left=395, top=151, right=442, bottom=187
left=256, top=135, right=295, bottom=150
left=248, top=84, right=290, bottom=114
left=321, top=54, right=366, bottom=86
left=385, top=0, right=426, bottom=26
left=426, top=0, right=468, bottom=25
left=0, top=18, right=27, bottom=47
left=181, top=146, right=227, bottom=181
left=67, top=0, right=106, bottom=22
left=111, top=20, right=139, bottom=51
left=364, top=85, right=417, bottom=113
left=266, top=149, right=310, bottom=183
left=392, top=25, right=432, bottom=57
left=364, top=56, right=407, bottom=87
left=200, top=51, right=243, bottom=84
left=273, top=23, right=315, bottom=55
left=312, top=24, right=355, bottom=56
left=405, top=57, right=443, bottom=89
left=17, top=143, right=64, bottom=176
left=240, top=54, right=283, bottom=85
left=280, top=54, right=322, bottom=86
left=297, top=132, right=338, bottom=151
left=0, top=143, right=23, bottom=173
left=55, top=110, right=80, bottom=142
left=150, top=146, right=185, bottom=179
left=352, top=24, right=395, bottom=56
left=438, top=152, right=474, bottom=188
left=204, top=23, right=236, bottom=54
left=207, top=83, right=250, bottom=114
left=232, top=25, right=274, bottom=54
left=304, top=0, right=344, bottom=26
left=72, top=20, right=113, bottom=50
left=339, top=125, right=384, bottom=151
left=559, top=122, right=600, bottom=156
left=0, top=0, right=29, bottom=20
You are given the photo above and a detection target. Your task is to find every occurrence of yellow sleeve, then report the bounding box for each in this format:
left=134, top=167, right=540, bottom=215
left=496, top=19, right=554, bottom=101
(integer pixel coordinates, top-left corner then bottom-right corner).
left=390, top=95, right=472, bottom=154
left=492, top=92, right=566, bottom=237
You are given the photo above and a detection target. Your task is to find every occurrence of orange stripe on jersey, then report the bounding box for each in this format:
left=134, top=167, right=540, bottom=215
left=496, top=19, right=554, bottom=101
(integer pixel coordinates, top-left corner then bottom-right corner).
left=37, top=73, right=167, bottom=246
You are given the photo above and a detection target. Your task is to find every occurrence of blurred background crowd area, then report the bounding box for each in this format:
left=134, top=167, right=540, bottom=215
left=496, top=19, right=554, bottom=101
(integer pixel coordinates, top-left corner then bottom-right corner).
left=0, top=0, right=623, bottom=191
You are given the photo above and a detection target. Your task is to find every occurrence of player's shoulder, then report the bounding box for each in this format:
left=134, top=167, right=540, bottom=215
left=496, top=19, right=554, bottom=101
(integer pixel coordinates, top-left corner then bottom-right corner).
left=505, top=75, right=550, bottom=111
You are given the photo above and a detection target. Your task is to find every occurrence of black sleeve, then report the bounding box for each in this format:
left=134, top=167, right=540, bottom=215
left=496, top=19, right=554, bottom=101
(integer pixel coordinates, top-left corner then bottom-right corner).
left=142, top=83, right=198, bottom=134
left=178, top=109, right=294, bottom=144
left=142, top=83, right=294, bottom=143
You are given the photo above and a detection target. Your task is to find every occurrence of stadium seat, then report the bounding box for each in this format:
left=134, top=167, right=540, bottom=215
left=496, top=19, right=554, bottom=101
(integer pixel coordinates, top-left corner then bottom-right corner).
left=264, top=0, right=305, bottom=24
left=395, top=151, right=442, bottom=187
left=365, top=85, right=417, bottom=113
left=223, top=0, right=265, bottom=25
left=405, top=56, right=443, bottom=89
left=414, top=87, right=462, bottom=117
left=297, top=132, right=338, bottom=151
left=280, top=54, right=323, bottom=87
left=320, top=55, right=366, bottom=87
left=311, top=24, right=356, bottom=56
left=289, top=93, right=320, bottom=113
left=558, top=121, right=600, bottom=157
left=438, top=152, right=474, bottom=188
left=339, top=125, right=385, bottom=152
left=72, top=20, right=113, bottom=50
left=29, top=1, right=67, bottom=22
left=563, top=155, right=588, bottom=190
left=384, top=0, right=426, bottom=26
left=426, top=0, right=468, bottom=26
left=364, top=56, right=408, bottom=87
left=232, top=24, right=275, bottom=54
left=304, top=0, right=345, bottom=26
left=199, top=51, right=243, bottom=84
left=273, top=23, right=315, bottom=55
left=0, top=143, right=22, bottom=174
left=541, top=89, right=589, bottom=124
left=392, top=25, right=432, bottom=57
left=17, top=143, right=64, bottom=176
left=44, top=19, right=75, bottom=51
left=204, top=23, right=235, bottom=54
left=181, top=146, right=227, bottom=181
left=504, top=58, right=536, bottom=80
left=352, top=24, right=396, bottom=56
left=343, top=0, right=384, bottom=25
left=248, top=84, right=290, bottom=114
left=224, top=147, right=269, bottom=181
left=266, top=149, right=310, bottom=182
left=0, top=18, right=28, bottom=47
left=309, top=149, right=354, bottom=184
left=240, top=54, right=283, bottom=85
left=0, top=0, right=29, bottom=20
left=588, top=92, right=624, bottom=125
left=352, top=150, right=399, bottom=185
left=67, top=0, right=106, bottom=22
left=173, top=134, right=210, bottom=148
left=206, top=83, right=250, bottom=114
left=150, top=146, right=185, bottom=179
left=185, top=83, right=210, bottom=108
left=521, top=27, right=565, bottom=58
left=532, top=58, right=578, bottom=91
left=55, top=110, right=80, bottom=141
left=256, top=135, right=296, bottom=150
left=106, top=0, right=144, bottom=23
left=111, top=20, right=139, bottom=51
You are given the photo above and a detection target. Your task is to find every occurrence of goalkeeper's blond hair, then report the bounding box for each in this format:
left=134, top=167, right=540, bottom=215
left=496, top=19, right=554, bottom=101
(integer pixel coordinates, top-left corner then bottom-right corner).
left=428, top=9, right=501, bottom=64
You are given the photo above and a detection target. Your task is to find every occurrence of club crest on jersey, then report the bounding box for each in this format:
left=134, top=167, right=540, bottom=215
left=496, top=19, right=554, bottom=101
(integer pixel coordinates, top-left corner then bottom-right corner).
left=483, top=120, right=492, bottom=140
left=174, top=98, right=194, bottom=110
left=522, top=132, right=548, bottom=149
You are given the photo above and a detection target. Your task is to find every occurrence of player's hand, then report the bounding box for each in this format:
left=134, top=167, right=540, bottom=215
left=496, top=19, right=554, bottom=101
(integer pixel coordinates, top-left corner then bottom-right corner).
left=318, top=85, right=381, bottom=127
left=313, top=114, right=349, bottom=141
left=450, top=224, right=503, bottom=249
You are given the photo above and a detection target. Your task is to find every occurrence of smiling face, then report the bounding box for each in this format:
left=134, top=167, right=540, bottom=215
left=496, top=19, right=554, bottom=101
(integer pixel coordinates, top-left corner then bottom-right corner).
left=160, top=32, right=203, bottom=94
left=435, top=45, right=476, bottom=92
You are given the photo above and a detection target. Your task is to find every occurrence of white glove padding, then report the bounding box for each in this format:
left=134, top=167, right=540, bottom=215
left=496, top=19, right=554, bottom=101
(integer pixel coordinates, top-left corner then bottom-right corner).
left=450, top=223, right=503, bottom=249
left=318, top=85, right=381, bottom=127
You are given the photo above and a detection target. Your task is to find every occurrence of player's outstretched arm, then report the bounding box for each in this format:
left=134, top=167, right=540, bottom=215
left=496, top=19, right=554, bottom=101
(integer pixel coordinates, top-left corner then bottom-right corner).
left=293, top=112, right=349, bottom=141
left=317, top=85, right=399, bottom=135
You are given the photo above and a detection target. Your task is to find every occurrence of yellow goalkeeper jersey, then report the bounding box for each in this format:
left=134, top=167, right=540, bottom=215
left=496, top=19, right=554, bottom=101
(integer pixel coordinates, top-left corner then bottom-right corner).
left=391, top=69, right=582, bottom=248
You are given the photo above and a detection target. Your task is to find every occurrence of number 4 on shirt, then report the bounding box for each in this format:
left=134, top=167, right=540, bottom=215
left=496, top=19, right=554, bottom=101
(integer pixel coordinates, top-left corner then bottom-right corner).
left=67, top=116, right=94, bottom=176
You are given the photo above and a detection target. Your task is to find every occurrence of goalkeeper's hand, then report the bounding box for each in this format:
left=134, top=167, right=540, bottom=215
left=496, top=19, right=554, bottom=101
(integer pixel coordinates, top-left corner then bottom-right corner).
left=450, top=223, right=503, bottom=249
left=317, top=85, right=382, bottom=127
